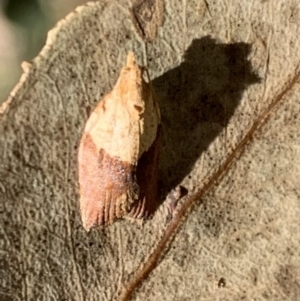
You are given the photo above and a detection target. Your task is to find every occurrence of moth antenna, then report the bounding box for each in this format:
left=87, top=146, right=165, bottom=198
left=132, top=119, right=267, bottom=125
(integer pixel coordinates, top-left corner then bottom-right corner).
left=143, top=67, right=161, bottom=121
left=143, top=65, right=171, bottom=152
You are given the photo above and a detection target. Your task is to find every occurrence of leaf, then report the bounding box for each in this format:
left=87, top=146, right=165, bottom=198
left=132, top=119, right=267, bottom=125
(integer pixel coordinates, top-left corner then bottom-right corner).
left=0, top=1, right=299, bottom=301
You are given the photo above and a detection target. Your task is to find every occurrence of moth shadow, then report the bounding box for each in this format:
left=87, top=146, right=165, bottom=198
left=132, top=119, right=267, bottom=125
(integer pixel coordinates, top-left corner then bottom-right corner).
left=152, top=36, right=260, bottom=203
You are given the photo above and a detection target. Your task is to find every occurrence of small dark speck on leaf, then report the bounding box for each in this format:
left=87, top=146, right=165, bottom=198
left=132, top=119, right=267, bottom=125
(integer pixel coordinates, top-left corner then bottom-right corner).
left=218, top=277, right=226, bottom=287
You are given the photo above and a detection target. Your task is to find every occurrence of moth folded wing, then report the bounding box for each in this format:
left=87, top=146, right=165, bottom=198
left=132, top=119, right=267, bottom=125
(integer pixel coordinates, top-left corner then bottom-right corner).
left=128, top=126, right=161, bottom=220
left=78, top=132, right=139, bottom=231
left=78, top=51, right=159, bottom=230
left=78, top=133, right=103, bottom=231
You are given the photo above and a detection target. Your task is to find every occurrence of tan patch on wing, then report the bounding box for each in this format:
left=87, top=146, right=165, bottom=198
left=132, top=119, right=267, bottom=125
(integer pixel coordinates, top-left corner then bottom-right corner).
left=83, top=52, right=159, bottom=165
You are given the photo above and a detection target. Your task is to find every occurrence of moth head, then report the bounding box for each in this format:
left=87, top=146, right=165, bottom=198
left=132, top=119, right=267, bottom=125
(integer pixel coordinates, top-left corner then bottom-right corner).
left=116, top=52, right=146, bottom=119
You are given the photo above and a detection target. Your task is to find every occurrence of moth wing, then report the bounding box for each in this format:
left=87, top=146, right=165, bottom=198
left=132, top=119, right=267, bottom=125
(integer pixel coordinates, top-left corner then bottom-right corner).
left=78, top=95, right=140, bottom=231
left=129, top=126, right=161, bottom=219
left=78, top=52, right=161, bottom=230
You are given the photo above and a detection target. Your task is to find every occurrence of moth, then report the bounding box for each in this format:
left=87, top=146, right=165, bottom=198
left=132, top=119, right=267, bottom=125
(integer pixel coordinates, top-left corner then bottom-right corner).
left=78, top=52, right=161, bottom=231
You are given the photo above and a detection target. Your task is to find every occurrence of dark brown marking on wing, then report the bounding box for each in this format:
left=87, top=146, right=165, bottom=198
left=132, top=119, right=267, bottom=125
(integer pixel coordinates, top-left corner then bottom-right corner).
left=79, top=134, right=138, bottom=231
left=79, top=127, right=161, bottom=230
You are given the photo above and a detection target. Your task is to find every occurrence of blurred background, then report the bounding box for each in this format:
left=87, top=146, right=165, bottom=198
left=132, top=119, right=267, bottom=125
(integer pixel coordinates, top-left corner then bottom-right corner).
left=0, top=0, right=95, bottom=105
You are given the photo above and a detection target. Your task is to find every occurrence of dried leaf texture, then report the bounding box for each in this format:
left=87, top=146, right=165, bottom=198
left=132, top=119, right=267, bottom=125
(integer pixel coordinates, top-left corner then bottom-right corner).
left=0, top=1, right=299, bottom=301
left=131, top=0, right=164, bottom=42
left=78, top=52, right=160, bottom=231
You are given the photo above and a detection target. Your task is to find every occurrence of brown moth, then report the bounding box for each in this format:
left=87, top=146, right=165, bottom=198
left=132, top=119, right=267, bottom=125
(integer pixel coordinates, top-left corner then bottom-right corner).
left=78, top=52, right=161, bottom=231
